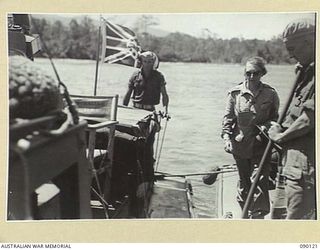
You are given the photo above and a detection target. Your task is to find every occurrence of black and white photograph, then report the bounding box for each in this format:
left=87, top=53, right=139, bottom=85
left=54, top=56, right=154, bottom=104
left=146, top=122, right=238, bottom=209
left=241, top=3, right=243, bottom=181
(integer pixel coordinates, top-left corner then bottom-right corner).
left=7, top=10, right=316, bottom=223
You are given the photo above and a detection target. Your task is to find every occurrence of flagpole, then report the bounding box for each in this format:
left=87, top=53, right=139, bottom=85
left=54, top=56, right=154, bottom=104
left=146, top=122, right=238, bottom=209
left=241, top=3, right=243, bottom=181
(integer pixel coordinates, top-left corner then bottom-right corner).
left=101, top=18, right=107, bottom=86
left=93, top=25, right=101, bottom=96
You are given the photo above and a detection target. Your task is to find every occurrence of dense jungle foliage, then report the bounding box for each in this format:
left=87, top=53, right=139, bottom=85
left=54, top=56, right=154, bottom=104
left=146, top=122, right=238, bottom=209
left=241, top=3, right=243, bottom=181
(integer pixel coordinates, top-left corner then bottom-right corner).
left=31, top=16, right=292, bottom=64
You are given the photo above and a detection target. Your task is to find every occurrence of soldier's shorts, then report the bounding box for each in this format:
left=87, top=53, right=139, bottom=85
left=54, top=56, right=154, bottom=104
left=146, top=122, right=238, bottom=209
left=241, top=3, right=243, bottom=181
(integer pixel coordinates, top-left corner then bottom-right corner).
left=285, top=177, right=316, bottom=219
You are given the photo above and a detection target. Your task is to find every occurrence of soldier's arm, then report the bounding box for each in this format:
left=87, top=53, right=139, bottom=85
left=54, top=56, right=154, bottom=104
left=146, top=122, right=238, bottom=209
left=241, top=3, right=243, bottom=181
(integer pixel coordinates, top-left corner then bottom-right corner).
left=123, top=88, right=133, bottom=106
left=160, top=85, right=169, bottom=112
left=221, top=92, right=236, bottom=140
left=123, top=74, right=136, bottom=106
left=271, top=90, right=280, bottom=121
left=269, top=99, right=314, bottom=143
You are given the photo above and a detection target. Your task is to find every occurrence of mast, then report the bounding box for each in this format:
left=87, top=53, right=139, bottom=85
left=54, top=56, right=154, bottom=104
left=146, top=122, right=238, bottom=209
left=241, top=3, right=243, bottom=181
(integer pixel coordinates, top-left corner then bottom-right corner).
left=93, top=16, right=107, bottom=96
left=93, top=26, right=101, bottom=96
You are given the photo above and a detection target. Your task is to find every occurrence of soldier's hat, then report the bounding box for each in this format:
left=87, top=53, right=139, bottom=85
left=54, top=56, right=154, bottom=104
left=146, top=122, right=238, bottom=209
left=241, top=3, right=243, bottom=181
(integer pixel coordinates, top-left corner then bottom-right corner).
left=282, top=18, right=315, bottom=42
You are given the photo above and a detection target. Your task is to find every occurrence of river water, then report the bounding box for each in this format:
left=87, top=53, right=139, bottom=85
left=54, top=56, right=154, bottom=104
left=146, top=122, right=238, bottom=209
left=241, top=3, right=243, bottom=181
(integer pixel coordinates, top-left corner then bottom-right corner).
left=34, top=58, right=295, bottom=218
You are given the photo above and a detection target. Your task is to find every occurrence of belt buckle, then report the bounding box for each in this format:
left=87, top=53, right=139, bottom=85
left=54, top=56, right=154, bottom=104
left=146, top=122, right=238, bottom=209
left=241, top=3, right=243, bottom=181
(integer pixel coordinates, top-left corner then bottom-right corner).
left=134, top=103, right=153, bottom=110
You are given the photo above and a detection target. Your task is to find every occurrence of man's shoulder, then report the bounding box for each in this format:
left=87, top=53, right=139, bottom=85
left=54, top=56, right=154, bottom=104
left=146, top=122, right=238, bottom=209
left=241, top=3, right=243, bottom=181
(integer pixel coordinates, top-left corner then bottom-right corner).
left=131, top=70, right=141, bottom=76
left=228, top=83, right=243, bottom=93
left=259, top=83, right=278, bottom=99
left=304, top=62, right=315, bottom=79
left=261, top=83, right=276, bottom=91
left=152, top=70, right=166, bottom=85
left=129, top=70, right=142, bottom=80
left=296, top=62, right=315, bottom=77
left=153, top=70, right=165, bottom=78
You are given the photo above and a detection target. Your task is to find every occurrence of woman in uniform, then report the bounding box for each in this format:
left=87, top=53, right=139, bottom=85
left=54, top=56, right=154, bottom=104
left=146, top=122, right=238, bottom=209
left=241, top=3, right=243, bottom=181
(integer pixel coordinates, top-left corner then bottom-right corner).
left=221, top=56, right=280, bottom=219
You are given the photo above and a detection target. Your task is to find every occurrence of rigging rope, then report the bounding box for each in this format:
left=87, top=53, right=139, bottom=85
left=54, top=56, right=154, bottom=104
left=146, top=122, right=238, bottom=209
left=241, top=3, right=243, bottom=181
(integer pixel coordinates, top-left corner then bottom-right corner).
left=154, top=111, right=162, bottom=161
left=154, top=167, right=237, bottom=179
left=155, top=112, right=170, bottom=172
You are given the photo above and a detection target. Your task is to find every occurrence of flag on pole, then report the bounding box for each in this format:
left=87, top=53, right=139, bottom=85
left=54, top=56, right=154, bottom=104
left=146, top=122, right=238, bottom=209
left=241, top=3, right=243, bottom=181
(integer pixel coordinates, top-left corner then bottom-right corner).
left=100, top=18, right=141, bottom=67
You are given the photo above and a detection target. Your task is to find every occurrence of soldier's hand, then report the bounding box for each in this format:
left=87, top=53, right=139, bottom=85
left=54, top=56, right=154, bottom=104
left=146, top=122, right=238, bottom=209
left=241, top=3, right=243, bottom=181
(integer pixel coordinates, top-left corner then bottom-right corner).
left=164, top=105, right=168, bottom=115
left=260, top=125, right=267, bottom=132
left=224, top=139, right=233, bottom=154
left=268, top=121, right=283, bottom=143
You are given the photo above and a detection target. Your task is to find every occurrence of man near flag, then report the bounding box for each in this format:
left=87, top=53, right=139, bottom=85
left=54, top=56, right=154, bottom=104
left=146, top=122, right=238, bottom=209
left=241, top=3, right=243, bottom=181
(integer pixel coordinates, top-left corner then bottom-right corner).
left=100, top=19, right=169, bottom=112
left=123, top=51, right=169, bottom=113
left=123, top=51, right=169, bottom=205
left=100, top=20, right=169, bottom=209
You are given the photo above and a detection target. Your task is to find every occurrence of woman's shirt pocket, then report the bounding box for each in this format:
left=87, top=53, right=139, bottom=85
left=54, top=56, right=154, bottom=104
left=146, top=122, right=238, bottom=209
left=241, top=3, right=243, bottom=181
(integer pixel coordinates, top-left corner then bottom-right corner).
left=255, top=100, right=274, bottom=122
left=260, top=101, right=273, bottom=111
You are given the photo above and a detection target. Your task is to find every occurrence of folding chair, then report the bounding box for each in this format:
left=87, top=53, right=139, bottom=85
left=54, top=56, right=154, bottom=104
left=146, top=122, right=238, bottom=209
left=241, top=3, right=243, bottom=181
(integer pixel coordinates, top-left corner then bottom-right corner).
left=70, top=94, right=119, bottom=218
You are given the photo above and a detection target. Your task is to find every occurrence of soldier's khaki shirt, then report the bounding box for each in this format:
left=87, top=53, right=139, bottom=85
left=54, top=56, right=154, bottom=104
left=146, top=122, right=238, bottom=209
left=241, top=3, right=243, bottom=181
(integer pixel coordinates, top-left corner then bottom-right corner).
left=281, top=63, right=315, bottom=181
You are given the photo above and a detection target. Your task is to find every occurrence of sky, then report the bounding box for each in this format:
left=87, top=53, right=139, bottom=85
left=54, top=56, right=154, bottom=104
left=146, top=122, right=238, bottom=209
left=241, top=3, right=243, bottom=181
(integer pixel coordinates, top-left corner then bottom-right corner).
left=100, top=12, right=315, bottom=40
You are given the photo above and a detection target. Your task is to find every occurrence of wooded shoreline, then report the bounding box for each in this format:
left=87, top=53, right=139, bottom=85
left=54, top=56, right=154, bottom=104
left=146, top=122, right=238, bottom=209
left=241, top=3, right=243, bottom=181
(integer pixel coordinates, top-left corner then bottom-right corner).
left=31, top=16, right=293, bottom=65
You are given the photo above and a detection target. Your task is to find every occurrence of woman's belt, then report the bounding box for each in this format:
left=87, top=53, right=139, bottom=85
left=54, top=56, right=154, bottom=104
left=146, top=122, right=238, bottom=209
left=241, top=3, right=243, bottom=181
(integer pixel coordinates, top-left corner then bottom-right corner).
left=133, top=103, right=155, bottom=111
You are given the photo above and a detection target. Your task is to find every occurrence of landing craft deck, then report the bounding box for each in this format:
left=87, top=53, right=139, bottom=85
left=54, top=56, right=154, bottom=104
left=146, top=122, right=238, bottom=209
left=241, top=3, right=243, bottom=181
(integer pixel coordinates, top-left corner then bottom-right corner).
left=89, top=106, right=195, bottom=219
left=148, top=178, right=194, bottom=218
left=217, top=171, right=286, bottom=219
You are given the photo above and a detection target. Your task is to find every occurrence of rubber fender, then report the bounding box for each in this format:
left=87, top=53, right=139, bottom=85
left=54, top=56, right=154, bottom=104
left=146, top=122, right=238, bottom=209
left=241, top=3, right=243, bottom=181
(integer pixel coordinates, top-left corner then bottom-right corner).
left=202, top=166, right=221, bottom=185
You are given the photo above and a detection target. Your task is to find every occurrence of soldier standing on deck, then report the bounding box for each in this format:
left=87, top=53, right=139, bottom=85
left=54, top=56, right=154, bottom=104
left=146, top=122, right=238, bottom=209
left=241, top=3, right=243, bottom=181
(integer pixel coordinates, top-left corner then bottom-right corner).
left=123, top=51, right=169, bottom=113
left=123, top=51, right=170, bottom=202
left=268, top=19, right=316, bottom=219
